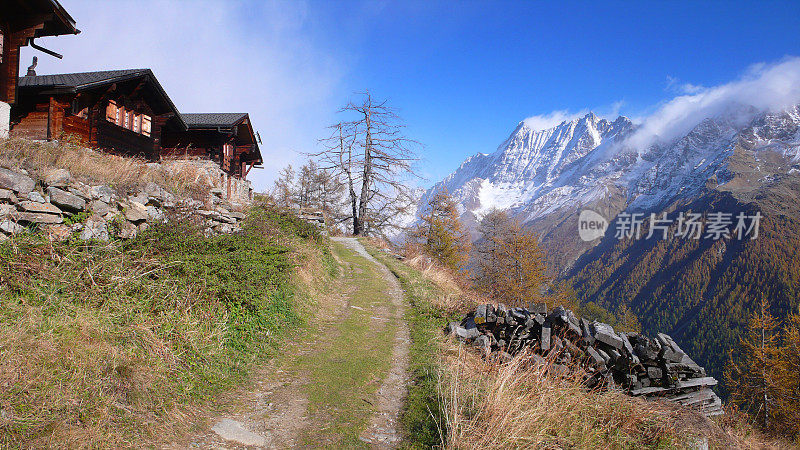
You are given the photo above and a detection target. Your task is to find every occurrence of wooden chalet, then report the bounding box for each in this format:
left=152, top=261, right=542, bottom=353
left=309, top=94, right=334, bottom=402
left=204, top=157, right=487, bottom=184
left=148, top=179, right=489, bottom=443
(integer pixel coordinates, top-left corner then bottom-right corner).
left=0, top=0, right=79, bottom=107
left=12, top=69, right=187, bottom=159
left=163, top=112, right=263, bottom=182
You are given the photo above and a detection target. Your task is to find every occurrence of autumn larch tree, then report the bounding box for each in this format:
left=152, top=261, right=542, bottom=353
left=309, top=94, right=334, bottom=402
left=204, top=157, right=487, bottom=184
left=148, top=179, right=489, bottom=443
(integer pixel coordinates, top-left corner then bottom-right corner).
left=411, top=190, right=470, bottom=272
left=271, top=159, right=346, bottom=229
left=472, top=209, right=549, bottom=307
left=272, top=164, right=295, bottom=208
left=772, top=312, right=800, bottom=437
left=725, top=295, right=780, bottom=430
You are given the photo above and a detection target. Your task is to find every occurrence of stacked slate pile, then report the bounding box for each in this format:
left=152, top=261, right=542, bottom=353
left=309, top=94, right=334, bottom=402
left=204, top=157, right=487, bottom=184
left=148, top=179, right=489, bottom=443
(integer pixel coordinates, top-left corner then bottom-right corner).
left=447, top=303, right=723, bottom=417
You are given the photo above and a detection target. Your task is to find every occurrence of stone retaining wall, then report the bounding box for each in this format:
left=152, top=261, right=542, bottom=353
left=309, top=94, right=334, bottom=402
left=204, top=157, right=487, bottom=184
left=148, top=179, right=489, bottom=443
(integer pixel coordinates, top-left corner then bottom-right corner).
left=0, top=165, right=246, bottom=242
left=162, top=159, right=254, bottom=205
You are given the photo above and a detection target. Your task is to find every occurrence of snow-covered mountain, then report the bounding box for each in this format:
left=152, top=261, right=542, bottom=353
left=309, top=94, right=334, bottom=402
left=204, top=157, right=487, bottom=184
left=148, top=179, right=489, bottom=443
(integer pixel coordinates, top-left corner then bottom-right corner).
left=422, top=106, right=800, bottom=246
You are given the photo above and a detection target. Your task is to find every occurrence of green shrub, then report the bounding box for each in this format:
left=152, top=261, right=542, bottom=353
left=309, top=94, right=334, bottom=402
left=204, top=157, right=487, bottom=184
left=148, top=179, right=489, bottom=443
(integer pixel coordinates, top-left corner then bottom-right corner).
left=0, top=205, right=319, bottom=446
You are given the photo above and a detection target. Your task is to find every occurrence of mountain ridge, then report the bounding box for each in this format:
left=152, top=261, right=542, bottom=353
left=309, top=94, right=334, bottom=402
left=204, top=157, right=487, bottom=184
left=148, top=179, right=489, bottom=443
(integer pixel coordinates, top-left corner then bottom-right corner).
left=423, top=104, right=800, bottom=245
left=419, top=104, right=800, bottom=390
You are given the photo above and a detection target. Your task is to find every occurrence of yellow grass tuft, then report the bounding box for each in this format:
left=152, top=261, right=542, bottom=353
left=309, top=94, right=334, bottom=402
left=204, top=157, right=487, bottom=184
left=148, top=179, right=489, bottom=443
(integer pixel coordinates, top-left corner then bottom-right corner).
left=0, top=137, right=211, bottom=199
left=440, top=344, right=737, bottom=449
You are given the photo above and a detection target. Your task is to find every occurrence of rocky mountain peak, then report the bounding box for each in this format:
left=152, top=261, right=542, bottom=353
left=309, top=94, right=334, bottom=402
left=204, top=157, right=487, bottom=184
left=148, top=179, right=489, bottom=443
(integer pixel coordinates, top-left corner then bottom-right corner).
left=422, top=105, right=800, bottom=234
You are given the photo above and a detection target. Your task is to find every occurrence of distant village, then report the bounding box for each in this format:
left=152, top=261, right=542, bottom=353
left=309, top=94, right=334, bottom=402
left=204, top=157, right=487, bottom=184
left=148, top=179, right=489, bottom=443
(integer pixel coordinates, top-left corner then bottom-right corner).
left=0, top=0, right=262, bottom=201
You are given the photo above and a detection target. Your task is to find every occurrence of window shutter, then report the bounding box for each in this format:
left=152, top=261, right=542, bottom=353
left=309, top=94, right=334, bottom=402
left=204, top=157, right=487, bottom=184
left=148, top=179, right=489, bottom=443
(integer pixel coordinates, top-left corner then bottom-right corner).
left=141, top=115, right=152, bottom=137
left=223, top=143, right=231, bottom=171
left=106, top=101, right=117, bottom=122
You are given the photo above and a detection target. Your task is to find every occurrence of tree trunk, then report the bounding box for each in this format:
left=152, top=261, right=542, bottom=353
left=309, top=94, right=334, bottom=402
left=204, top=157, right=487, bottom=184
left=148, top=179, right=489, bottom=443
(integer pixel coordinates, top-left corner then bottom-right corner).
left=356, top=105, right=373, bottom=236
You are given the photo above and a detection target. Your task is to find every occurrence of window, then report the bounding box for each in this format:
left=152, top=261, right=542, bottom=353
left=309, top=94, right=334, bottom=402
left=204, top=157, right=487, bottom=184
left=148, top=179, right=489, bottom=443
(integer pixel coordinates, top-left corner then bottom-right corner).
left=106, top=101, right=152, bottom=137
left=223, top=143, right=233, bottom=171
left=141, top=115, right=151, bottom=137
left=0, top=28, right=4, bottom=64
left=72, top=98, right=88, bottom=119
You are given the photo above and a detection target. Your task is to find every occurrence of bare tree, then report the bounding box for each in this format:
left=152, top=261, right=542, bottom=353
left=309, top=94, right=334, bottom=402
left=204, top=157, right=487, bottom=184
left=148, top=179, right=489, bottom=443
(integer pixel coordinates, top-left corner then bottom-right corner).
left=271, top=159, right=346, bottom=226
left=315, top=91, right=421, bottom=236
left=271, top=164, right=295, bottom=208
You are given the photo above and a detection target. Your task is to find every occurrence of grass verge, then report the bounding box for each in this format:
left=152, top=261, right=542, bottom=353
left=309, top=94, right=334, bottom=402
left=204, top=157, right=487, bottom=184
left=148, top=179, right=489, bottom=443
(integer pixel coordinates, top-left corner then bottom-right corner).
left=366, top=244, right=778, bottom=449
left=0, top=205, right=326, bottom=447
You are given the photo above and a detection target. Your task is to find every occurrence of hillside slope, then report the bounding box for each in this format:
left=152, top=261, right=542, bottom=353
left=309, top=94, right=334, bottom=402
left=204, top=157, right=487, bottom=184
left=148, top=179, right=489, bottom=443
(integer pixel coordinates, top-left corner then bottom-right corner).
left=0, top=202, right=330, bottom=447
left=567, top=180, right=800, bottom=390
left=368, top=244, right=784, bottom=449
left=422, top=104, right=800, bottom=389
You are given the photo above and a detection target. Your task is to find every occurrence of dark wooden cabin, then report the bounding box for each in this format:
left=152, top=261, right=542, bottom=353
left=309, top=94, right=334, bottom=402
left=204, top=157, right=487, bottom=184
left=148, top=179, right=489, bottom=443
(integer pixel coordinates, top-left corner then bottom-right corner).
left=163, top=112, right=263, bottom=181
left=0, top=0, right=79, bottom=107
left=12, top=69, right=187, bottom=160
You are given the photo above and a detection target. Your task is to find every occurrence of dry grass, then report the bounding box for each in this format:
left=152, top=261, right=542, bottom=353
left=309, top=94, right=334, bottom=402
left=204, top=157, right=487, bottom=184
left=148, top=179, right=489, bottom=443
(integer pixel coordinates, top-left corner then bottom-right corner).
left=374, top=241, right=792, bottom=449
left=437, top=344, right=780, bottom=449
left=0, top=137, right=211, bottom=199
left=716, top=406, right=795, bottom=449
left=401, top=253, right=486, bottom=315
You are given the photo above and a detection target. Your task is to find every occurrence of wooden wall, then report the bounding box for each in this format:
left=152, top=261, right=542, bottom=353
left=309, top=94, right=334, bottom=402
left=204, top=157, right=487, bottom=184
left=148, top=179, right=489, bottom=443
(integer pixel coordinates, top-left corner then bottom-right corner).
left=11, top=109, right=48, bottom=140
left=62, top=115, right=91, bottom=143
left=162, top=128, right=224, bottom=161
left=96, top=120, right=155, bottom=159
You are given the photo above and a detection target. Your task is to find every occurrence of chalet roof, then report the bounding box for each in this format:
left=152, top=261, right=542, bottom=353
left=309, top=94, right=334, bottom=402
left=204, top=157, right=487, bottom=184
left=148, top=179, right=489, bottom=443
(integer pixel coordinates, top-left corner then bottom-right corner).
left=6, top=0, right=80, bottom=37
left=181, top=113, right=249, bottom=128
left=21, top=69, right=151, bottom=90
left=19, top=69, right=186, bottom=130
left=180, top=113, right=262, bottom=164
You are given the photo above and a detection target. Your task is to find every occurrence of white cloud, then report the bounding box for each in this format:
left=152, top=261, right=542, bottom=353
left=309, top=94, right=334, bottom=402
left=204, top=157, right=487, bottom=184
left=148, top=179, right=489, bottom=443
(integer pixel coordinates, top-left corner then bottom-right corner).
left=522, top=109, right=587, bottom=130
left=599, top=100, right=626, bottom=119
left=678, top=83, right=705, bottom=94
left=521, top=100, right=628, bottom=131
left=21, top=0, right=345, bottom=191
left=629, top=57, right=800, bottom=149
left=666, top=75, right=706, bottom=95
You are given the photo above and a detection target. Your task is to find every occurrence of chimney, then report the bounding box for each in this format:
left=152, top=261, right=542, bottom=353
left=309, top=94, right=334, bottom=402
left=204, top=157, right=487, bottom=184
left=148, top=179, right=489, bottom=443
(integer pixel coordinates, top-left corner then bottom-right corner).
left=26, top=56, right=38, bottom=76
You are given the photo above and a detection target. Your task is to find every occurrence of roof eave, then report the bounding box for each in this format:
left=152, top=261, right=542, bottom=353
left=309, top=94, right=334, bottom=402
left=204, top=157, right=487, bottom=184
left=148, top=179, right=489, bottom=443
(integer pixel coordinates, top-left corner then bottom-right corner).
left=34, top=0, right=81, bottom=37
left=73, top=70, right=186, bottom=131
left=143, top=70, right=187, bottom=131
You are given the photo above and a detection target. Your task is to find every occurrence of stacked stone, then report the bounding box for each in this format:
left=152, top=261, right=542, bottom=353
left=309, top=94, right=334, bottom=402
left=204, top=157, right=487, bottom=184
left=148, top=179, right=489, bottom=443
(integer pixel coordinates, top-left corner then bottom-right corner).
left=0, top=166, right=246, bottom=242
left=447, top=303, right=723, bottom=417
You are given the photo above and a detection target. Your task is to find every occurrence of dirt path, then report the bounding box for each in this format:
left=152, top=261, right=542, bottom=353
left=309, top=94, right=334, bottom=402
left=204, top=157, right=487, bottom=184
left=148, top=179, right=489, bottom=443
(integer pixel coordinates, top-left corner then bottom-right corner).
left=161, top=237, right=409, bottom=449
left=334, top=238, right=410, bottom=448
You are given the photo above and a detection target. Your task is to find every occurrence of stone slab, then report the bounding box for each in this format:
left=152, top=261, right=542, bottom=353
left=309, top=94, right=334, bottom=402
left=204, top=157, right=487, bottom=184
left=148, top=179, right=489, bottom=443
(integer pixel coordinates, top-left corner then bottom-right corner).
left=18, top=201, right=62, bottom=215
left=48, top=187, right=86, bottom=212
left=211, top=418, right=268, bottom=447
left=0, top=168, right=35, bottom=195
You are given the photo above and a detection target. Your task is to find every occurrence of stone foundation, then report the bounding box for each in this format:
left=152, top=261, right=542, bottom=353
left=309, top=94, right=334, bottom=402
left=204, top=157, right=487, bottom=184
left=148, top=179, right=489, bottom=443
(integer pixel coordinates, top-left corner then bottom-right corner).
left=0, top=165, right=247, bottom=242
left=162, top=158, right=254, bottom=206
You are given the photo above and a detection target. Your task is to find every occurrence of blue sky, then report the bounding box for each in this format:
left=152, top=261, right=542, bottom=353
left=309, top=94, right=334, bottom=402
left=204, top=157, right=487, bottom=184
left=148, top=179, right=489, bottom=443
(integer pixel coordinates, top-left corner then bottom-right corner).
left=22, top=1, right=800, bottom=190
